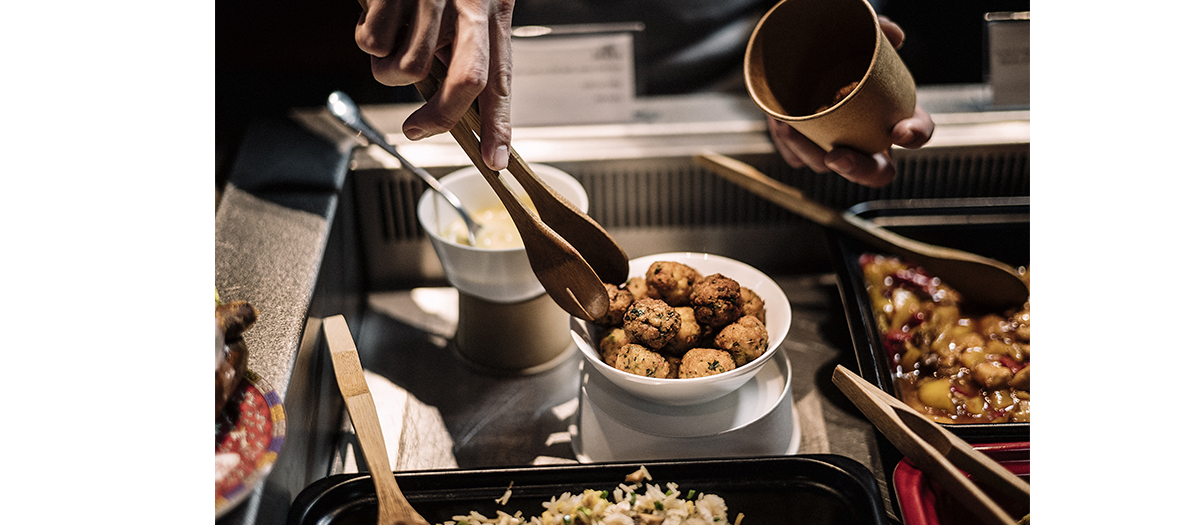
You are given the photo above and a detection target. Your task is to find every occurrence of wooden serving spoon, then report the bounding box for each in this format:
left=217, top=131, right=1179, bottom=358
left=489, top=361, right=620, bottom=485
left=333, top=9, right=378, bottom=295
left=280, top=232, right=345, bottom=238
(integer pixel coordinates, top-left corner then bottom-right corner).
left=324, top=315, right=429, bottom=525
left=694, top=152, right=1029, bottom=310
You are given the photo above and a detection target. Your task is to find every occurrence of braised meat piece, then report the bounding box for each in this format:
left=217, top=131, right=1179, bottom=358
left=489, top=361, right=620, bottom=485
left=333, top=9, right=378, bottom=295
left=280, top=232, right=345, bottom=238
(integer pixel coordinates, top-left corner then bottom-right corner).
left=215, top=301, right=258, bottom=419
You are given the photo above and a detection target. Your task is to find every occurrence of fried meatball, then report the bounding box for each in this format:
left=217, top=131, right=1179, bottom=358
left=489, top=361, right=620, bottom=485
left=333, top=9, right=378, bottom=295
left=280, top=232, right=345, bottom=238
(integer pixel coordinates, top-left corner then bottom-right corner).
left=662, top=306, right=703, bottom=356
left=739, top=287, right=766, bottom=324
left=593, top=283, right=634, bottom=326
left=624, top=276, right=650, bottom=300
left=645, top=261, right=700, bottom=306
left=690, top=273, right=743, bottom=328
left=714, top=315, right=769, bottom=366
left=623, top=298, right=681, bottom=349
left=678, top=348, right=736, bottom=378
left=614, top=344, right=672, bottom=378
left=598, top=327, right=631, bottom=365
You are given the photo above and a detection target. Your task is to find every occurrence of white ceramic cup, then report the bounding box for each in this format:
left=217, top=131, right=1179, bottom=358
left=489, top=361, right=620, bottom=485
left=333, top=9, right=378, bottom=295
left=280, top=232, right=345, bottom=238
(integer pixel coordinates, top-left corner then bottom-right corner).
left=417, top=164, right=589, bottom=304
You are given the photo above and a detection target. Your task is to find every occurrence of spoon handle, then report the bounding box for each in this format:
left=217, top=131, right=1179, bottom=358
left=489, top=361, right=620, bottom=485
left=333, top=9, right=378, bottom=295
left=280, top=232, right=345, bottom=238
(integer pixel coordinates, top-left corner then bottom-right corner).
left=327, top=91, right=481, bottom=240
left=694, top=151, right=1029, bottom=309
left=324, top=315, right=428, bottom=525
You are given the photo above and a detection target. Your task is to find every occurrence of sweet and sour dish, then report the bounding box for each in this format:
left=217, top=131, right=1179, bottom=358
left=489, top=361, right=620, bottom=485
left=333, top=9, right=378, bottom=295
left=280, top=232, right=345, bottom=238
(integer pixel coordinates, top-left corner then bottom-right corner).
left=593, top=261, right=768, bottom=379
left=861, top=254, right=1030, bottom=424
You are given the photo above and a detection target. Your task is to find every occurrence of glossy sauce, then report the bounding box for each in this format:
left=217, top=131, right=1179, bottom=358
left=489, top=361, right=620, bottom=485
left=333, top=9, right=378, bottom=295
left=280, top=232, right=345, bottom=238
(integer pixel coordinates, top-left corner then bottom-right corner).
left=861, top=254, right=1031, bottom=425
left=442, top=199, right=537, bottom=249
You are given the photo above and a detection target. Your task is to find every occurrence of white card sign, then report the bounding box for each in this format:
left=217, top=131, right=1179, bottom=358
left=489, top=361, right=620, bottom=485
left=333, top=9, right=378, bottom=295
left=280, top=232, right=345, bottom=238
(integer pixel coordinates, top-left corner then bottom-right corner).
left=510, top=30, right=636, bottom=126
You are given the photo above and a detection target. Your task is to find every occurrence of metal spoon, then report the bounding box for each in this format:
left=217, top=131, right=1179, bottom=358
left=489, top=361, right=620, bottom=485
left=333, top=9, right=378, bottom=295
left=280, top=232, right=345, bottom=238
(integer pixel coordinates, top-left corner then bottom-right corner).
left=327, top=91, right=482, bottom=243
left=695, top=152, right=1030, bottom=310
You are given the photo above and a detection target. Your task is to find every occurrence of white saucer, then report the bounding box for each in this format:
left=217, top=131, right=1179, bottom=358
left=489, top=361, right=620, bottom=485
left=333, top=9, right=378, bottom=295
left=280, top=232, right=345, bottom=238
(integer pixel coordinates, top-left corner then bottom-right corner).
left=571, top=350, right=800, bottom=463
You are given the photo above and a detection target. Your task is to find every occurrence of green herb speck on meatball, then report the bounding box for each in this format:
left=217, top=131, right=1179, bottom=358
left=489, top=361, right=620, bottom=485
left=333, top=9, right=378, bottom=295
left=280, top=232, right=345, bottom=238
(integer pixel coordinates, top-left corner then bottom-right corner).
left=598, top=327, right=631, bottom=366
left=645, top=261, right=700, bottom=306
left=690, top=273, right=743, bottom=328
left=678, top=348, right=736, bottom=378
left=714, top=315, right=769, bottom=366
left=623, top=297, right=682, bottom=349
left=614, top=343, right=672, bottom=378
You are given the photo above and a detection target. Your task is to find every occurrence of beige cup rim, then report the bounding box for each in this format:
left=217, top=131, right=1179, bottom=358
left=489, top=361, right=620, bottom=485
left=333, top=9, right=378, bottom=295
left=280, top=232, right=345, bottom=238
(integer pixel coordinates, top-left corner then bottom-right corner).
left=744, top=0, right=883, bottom=123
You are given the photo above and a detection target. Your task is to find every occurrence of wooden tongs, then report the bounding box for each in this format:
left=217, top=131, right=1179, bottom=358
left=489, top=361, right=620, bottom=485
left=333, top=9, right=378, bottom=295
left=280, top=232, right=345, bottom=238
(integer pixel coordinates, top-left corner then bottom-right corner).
left=832, top=365, right=1031, bottom=525
left=411, top=57, right=629, bottom=322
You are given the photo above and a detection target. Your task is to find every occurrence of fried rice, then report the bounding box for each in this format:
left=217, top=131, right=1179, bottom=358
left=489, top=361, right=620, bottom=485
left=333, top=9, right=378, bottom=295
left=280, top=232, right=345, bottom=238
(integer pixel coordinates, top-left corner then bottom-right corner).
left=440, top=469, right=743, bottom=525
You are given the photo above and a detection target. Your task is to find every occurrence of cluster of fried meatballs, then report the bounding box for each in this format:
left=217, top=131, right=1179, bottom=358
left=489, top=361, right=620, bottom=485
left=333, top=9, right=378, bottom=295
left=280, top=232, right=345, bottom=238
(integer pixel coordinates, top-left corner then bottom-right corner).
left=593, top=261, right=769, bottom=379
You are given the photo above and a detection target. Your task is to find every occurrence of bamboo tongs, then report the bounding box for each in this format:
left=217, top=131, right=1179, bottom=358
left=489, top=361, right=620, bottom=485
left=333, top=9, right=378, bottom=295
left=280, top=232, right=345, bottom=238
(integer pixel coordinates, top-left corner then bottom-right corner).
left=411, top=57, right=630, bottom=322
left=832, top=365, right=1031, bottom=525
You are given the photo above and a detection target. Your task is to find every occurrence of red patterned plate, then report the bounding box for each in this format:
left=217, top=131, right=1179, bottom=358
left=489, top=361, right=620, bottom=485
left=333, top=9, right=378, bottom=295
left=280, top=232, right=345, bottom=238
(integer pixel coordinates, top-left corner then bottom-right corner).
left=215, top=369, right=286, bottom=518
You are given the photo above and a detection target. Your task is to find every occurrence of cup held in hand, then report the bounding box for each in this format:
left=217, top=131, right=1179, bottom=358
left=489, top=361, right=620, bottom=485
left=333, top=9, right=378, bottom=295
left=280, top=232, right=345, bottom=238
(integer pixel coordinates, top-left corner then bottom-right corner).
left=745, top=0, right=917, bottom=155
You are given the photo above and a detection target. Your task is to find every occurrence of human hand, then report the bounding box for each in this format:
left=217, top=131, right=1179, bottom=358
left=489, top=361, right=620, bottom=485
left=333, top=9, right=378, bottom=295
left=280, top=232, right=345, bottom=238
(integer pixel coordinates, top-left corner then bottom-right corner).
left=767, top=16, right=934, bottom=187
left=355, top=0, right=516, bottom=171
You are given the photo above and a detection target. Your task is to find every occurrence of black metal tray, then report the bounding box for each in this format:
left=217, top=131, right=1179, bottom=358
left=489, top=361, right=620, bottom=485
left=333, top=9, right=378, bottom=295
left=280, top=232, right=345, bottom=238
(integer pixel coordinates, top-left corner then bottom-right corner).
left=288, top=456, right=889, bottom=525
left=828, top=197, right=1030, bottom=444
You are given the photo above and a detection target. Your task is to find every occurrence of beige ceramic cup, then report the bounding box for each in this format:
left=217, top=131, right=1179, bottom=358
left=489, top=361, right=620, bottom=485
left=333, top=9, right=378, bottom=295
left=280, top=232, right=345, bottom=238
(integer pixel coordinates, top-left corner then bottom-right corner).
left=417, top=164, right=587, bottom=374
left=745, top=0, right=916, bottom=154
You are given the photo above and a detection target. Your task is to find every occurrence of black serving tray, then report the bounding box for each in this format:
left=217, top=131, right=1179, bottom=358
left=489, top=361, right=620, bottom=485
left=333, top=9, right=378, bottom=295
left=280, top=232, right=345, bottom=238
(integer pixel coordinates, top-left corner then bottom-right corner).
left=288, top=456, right=889, bottom=525
left=829, top=197, right=1030, bottom=444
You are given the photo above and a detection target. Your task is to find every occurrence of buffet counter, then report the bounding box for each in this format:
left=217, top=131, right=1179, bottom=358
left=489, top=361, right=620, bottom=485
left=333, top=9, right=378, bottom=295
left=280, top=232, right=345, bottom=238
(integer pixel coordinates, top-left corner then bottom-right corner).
left=215, top=88, right=1029, bottom=525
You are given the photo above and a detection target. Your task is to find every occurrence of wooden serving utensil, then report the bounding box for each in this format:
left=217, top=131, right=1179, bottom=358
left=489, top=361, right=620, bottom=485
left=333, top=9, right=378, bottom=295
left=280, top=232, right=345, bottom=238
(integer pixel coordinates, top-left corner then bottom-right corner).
left=694, top=151, right=1029, bottom=311
left=323, top=315, right=429, bottom=525
left=413, top=59, right=629, bottom=286
left=832, top=365, right=1030, bottom=525
left=411, top=57, right=628, bottom=321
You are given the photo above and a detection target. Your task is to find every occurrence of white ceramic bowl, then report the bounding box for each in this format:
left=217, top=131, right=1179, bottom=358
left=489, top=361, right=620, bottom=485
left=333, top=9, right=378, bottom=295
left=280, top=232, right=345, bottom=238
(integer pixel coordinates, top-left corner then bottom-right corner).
left=570, top=252, right=792, bottom=406
left=417, top=164, right=588, bottom=303
left=572, top=350, right=799, bottom=462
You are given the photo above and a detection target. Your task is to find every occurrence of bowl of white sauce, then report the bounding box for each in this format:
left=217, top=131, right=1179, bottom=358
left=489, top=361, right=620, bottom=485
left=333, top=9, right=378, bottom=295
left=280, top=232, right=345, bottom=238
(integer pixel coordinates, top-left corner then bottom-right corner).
left=417, top=164, right=588, bottom=303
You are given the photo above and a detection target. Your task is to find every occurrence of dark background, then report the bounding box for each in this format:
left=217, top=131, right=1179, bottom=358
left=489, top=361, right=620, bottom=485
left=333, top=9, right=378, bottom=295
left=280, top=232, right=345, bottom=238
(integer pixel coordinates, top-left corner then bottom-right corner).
left=215, top=0, right=1031, bottom=186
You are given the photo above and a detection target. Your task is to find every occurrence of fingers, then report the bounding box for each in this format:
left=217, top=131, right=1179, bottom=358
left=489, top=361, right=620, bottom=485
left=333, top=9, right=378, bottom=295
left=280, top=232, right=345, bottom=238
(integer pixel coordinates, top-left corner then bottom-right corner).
left=403, top=3, right=489, bottom=140
left=892, top=104, right=935, bottom=149
left=825, top=148, right=896, bottom=188
left=401, top=0, right=514, bottom=171
left=767, top=117, right=830, bottom=174
left=878, top=15, right=906, bottom=49
left=355, top=0, right=396, bottom=58
left=767, top=116, right=898, bottom=187
left=477, top=1, right=514, bottom=170
left=360, top=0, right=445, bottom=86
